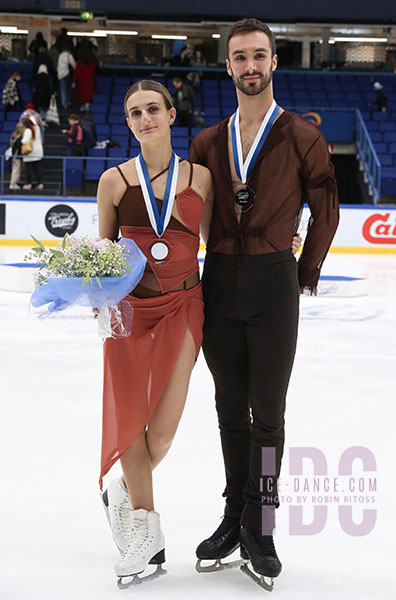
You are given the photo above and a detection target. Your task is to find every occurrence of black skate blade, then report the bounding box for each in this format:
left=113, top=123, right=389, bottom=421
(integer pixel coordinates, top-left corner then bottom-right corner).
left=196, top=557, right=248, bottom=573
left=240, top=563, right=274, bottom=592
left=117, top=564, right=167, bottom=589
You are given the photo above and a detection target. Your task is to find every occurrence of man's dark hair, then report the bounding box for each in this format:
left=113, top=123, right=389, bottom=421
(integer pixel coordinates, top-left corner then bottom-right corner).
left=226, top=18, right=276, bottom=58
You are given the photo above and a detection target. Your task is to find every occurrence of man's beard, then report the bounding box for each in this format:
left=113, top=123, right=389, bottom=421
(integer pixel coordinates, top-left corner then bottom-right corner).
left=232, top=68, right=273, bottom=96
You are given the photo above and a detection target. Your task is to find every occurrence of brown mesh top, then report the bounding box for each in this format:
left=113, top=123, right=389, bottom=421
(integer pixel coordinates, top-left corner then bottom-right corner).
left=189, top=110, right=339, bottom=293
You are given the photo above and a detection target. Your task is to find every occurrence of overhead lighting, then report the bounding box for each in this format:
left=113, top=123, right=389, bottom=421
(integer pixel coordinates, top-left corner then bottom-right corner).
left=67, top=31, right=107, bottom=37
left=151, top=35, right=187, bottom=40
left=0, top=26, right=28, bottom=34
left=212, top=34, right=221, bottom=39
left=94, top=30, right=138, bottom=36
left=332, top=37, right=388, bottom=43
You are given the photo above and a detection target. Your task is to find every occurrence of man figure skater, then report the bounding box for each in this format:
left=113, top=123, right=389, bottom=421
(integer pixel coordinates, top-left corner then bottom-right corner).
left=190, top=18, right=339, bottom=589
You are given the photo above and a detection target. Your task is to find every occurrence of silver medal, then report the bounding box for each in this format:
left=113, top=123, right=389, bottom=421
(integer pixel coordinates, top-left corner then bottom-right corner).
left=151, top=242, right=169, bottom=260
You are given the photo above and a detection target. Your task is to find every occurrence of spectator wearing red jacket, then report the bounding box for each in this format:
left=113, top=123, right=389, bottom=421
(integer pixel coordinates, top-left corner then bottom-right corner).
left=72, top=47, right=95, bottom=111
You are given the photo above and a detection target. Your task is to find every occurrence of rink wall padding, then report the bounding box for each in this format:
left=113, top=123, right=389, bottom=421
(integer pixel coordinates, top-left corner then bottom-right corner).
left=0, top=196, right=396, bottom=253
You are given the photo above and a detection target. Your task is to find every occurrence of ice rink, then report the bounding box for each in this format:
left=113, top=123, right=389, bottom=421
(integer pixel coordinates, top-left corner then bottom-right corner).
left=1, top=248, right=395, bottom=600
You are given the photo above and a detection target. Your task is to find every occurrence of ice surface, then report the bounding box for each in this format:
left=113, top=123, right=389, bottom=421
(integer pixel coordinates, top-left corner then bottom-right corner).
left=0, top=249, right=395, bottom=599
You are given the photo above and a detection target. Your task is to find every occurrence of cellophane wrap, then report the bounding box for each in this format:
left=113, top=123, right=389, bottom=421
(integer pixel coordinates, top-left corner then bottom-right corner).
left=29, top=237, right=146, bottom=337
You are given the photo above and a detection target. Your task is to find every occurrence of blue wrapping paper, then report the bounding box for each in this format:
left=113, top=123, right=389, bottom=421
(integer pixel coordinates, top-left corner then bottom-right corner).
left=30, top=237, right=147, bottom=313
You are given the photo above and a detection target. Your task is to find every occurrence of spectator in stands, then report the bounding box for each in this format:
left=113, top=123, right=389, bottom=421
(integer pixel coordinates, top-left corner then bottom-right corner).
left=172, top=77, right=197, bottom=128
left=21, top=116, right=44, bottom=190
left=57, top=43, right=76, bottom=108
left=191, top=49, right=206, bottom=70
left=188, top=49, right=207, bottom=88
left=172, top=46, right=192, bottom=67
left=20, top=102, right=45, bottom=141
left=373, top=81, right=387, bottom=113
left=8, top=122, right=25, bottom=190
left=72, top=47, right=96, bottom=111
left=0, top=45, right=10, bottom=60
left=2, top=72, right=22, bottom=115
left=55, top=28, right=71, bottom=53
left=33, top=64, right=53, bottom=119
left=32, top=45, right=57, bottom=88
left=62, top=114, right=84, bottom=156
left=29, top=32, right=47, bottom=58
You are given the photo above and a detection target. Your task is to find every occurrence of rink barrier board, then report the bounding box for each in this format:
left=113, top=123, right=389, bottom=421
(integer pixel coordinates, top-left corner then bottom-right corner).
left=1, top=240, right=396, bottom=254
left=0, top=263, right=368, bottom=297
left=0, top=197, right=396, bottom=252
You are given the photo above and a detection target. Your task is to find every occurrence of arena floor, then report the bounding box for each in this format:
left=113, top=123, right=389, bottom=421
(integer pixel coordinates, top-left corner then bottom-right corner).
left=0, top=249, right=395, bottom=599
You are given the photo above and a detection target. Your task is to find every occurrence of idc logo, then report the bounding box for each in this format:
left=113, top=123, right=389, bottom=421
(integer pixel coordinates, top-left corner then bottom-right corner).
left=362, top=213, right=396, bottom=244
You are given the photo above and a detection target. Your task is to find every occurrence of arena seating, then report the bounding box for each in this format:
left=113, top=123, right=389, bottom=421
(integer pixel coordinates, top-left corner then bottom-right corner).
left=1, top=65, right=395, bottom=195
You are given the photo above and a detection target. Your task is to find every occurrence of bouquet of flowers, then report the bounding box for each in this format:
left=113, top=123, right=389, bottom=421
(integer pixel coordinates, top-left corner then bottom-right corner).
left=25, top=234, right=147, bottom=338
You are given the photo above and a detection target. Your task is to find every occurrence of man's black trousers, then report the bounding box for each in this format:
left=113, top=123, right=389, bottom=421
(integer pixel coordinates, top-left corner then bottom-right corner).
left=202, top=249, right=300, bottom=531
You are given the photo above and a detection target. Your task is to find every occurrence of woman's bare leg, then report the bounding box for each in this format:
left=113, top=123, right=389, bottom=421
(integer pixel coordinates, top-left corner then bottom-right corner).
left=120, top=322, right=196, bottom=510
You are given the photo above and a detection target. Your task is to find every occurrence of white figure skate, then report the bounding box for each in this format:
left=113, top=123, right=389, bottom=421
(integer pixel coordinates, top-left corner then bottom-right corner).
left=101, top=477, right=133, bottom=554
left=115, top=508, right=166, bottom=588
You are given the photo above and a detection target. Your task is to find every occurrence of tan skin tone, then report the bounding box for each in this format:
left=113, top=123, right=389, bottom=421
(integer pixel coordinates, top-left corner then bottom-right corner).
left=97, top=89, right=213, bottom=511
left=226, top=30, right=302, bottom=256
left=97, top=88, right=302, bottom=511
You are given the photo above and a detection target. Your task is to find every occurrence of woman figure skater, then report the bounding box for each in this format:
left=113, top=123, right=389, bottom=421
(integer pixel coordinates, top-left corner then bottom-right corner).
left=97, top=80, right=301, bottom=587
left=97, top=80, right=213, bottom=587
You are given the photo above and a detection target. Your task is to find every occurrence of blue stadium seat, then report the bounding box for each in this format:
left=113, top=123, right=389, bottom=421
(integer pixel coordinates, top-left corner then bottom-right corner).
left=379, top=122, right=396, bottom=132
left=94, top=94, right=110, bottom=103
left=91, top=104, right=107, bottom=114
left=373, top=112, right=389, bottom=121
left=177, top=149, right=189, bottom=160
left=370, top=132, right=383, bottom=143
left=389, top=143, right=396, bottom=154
left=65, top=158, right=84, bottom=187
left=93, top=113, right=106, bottom=124
left=172, top=126, right=189, bottom=137
left=86, top=159, right=105, bottom=181
left=366, top=122, right=378, bottom=132
left=111, top=95, right=125, bottom=105
left=107, top=158, right=124, bottom=169
left=191, top=127, right=203, bottom=138
left=384, top=132, right=396, bottom=143
left=373, top=142, right=387, bottom=154
left=108, top=147, right=127, bottom=159
left=204, top=107, right=221, bottom=117
left=108, top=114, right=125, bottom=125
left=310, top=91, right=327, bottom=100
left=173, top=138, right=189, bottom=149
left=3, top=122, right=17, bottom=132
left=96, top=124, right=110, bottom=137
left=381, top=170, right=396, bottom=195
left=378, top=155, right=392, bottom=167
left=88, top=148, right=106, bottom=157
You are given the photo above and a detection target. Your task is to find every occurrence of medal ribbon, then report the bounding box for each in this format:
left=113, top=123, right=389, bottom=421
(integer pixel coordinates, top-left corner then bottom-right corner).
left=231, top=99, right=279, bottom=184
left=136, top=152, right=179, bottom=237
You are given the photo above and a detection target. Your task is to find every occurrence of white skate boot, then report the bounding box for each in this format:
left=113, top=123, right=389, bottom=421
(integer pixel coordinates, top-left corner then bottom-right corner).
left=115, top=508, right=166, bottom=588
left=101, top=477, right=133, bottom=554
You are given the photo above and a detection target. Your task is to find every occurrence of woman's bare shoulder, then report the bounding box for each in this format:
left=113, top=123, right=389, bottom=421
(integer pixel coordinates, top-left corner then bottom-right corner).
left=192, top=162, right=212, bottom=182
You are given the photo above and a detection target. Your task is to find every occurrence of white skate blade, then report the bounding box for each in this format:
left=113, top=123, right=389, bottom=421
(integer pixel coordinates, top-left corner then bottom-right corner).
left=117, top=564, right=167, bottom=588
left=196, top=557, right=248, bottom=573
left=240, top=563, right=274, bottom=592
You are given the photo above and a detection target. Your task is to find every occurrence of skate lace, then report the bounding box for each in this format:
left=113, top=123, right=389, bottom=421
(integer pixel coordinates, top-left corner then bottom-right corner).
left=250, top=532, right=277, bottom=558
left=211, top=516, right=238, bottom=539
left=122, top=518, right=152, bottom=558
left=115, top=497, right=133, bottom=537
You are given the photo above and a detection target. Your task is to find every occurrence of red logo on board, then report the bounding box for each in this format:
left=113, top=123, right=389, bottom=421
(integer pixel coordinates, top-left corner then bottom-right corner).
left=362, top=213, right=396, bottom=244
